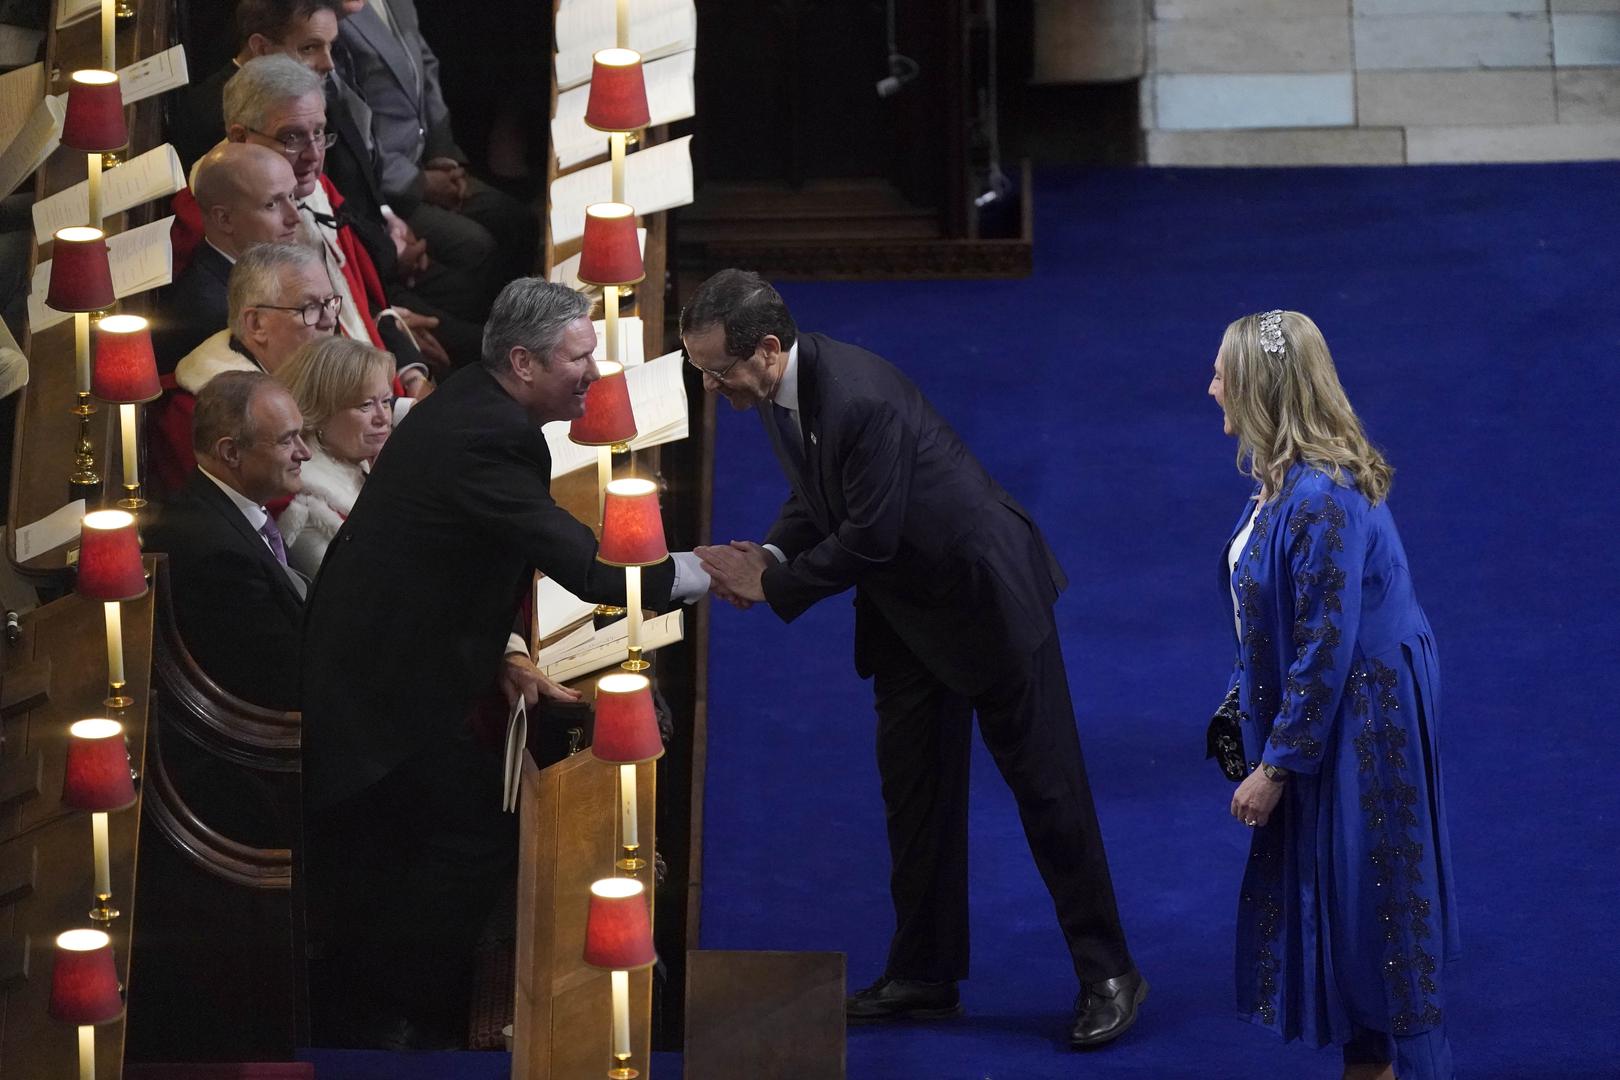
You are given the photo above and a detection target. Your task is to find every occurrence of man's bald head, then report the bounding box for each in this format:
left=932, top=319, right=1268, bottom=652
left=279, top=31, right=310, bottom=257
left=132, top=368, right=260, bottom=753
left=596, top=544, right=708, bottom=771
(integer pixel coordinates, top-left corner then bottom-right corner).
left=192, top=141, right=303, bottom=258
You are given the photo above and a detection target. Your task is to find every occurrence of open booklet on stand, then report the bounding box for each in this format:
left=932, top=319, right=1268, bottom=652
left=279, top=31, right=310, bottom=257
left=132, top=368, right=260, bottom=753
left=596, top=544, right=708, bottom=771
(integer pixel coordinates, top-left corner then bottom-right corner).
left=536, top=610, right=684, bottom=684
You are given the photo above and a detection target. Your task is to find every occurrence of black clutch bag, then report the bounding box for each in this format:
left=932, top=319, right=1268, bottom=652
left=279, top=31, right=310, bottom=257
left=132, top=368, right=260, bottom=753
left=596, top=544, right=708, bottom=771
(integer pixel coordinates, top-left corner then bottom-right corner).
left=1206, top=685, right=1249, bottom=783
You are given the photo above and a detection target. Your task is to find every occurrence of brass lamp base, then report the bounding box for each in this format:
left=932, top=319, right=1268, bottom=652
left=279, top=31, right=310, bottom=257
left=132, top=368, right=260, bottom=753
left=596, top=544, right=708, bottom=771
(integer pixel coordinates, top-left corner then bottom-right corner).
left=100, top=149, right=125, bottom=170
left=616, top=844, right=646, bottom=873
left=104, top=680, right=132, bottom=710
left=594, top=604, right=627, bottom=618
left=608, top=1060, right=638, bottom=1080
left=89, top=893, right=119, bottom=922
left=114, top=0, right=135, bottom=20
left=620, top=644, right=649, bottom=673
left=70, top=393, right=102, bottom=503
left=115, top=482, right=146, bottom=511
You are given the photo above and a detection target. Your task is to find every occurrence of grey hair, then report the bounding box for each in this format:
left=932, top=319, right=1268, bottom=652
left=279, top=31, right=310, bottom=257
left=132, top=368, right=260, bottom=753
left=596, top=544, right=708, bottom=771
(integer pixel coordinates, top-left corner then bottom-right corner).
left=228, top=242, right=325, bottom=339
left=222, top=54, right=322, bottom=131
left=480, top=278, right=592, bottom=374
left=193, top=370, right=281, bottom=454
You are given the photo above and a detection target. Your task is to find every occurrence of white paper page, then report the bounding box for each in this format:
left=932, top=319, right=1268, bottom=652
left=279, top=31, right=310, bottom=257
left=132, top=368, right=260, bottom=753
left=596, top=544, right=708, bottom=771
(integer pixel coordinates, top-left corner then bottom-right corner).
left=556, top=0, right=694, bottom=60
left=118, top=45, right=191, bottom=105
left=535, top=574, right=598, bottom=640
left=534, top=619, right=596, bottom=669
left=0, top=63, right=44, bottom=149
left=542, top=420, right=598, bottom=479
left=549, top=134, right=692, bottom=246
left=552, top=51, right=695, bottom=170
left=626, top=349, right=688, bottom=448
left=591, top=316, right=644, bottom=369
left=0, top=26, right=44, bottom=69
left=15, top=499, right=86, bottom=561
left=54, top=0, right=99, bottom=29
left=540, top=609, right=683, bottom=683
left=29, top=214, right=176, bottom=332
left=0, top=92, right=64, bottom=200
left=0, top=315, right=27, bottom=399
left=32, top=144, right=185, bottom=242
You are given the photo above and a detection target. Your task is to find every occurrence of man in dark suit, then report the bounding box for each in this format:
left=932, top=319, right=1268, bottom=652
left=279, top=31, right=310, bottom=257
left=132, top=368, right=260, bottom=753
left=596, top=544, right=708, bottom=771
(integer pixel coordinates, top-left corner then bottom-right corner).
left=300, top=280, right=708, bottom=1048
left=146, top=371, right=312, bottom=710
left=337, top=0, right=538, bottom=289
left=687, top=270, right=1147, bottom=1049
left=152, top=143, right=302, bottom=372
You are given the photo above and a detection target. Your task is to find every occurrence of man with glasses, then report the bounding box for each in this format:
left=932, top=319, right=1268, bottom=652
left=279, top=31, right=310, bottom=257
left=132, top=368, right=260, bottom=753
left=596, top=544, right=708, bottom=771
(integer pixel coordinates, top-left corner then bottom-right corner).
left=685, top=269, right=1149, bottom=1050
left=152, top=244, right=341, bottom=494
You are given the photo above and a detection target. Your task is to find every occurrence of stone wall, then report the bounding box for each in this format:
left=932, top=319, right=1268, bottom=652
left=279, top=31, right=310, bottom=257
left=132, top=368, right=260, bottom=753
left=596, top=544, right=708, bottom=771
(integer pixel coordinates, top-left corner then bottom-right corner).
left=1032, top=0, right=1620, bottom=165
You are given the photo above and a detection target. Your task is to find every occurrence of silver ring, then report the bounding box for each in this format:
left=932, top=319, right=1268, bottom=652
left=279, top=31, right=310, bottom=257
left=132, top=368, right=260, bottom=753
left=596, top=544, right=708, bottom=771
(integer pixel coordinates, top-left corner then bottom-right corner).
left=1245, top=819, right=1257, bottom=827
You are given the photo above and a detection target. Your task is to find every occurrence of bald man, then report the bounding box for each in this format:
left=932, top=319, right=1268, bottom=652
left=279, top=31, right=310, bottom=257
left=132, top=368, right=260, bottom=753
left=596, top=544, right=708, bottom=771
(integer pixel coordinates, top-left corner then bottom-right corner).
left=153, top=142, right=302, bottom=371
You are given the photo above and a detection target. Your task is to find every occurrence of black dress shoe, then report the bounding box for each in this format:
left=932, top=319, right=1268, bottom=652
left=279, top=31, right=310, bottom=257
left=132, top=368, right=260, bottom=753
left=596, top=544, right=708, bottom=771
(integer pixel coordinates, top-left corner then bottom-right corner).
left=845, top=975, right=964, bottom=1023
left=1070, top=969, right=1148, bottom=1048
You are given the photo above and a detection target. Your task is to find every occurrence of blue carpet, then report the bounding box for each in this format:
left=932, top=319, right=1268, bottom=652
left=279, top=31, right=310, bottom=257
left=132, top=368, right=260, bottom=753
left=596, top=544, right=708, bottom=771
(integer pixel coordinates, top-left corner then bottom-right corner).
left=699, top=163, right=1620, bottom=1080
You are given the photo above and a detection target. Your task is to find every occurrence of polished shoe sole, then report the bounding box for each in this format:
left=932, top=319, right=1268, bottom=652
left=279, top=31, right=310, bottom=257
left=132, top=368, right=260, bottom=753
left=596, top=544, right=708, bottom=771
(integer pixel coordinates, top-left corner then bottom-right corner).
left=1070, top=977, right=1149, bottom=1049
left=846, top=1002, right=965, bottom=1025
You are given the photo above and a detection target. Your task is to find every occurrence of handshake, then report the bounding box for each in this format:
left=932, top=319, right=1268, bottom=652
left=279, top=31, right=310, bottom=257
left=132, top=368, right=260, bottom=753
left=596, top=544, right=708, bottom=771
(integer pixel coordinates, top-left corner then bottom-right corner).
left=694, top=540, right=773, bottom=611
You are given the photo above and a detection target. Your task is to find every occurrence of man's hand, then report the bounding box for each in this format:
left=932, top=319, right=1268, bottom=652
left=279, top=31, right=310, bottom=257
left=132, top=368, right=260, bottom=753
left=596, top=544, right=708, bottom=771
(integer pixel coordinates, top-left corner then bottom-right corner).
left=391, top=307, right=450, bottom=373
left=423, top=158, right=468, bottom=211
left=696, top=540, right=770, bottom=605
left=382, top=208, right=430, bottom=282
left=499, top=652, right=582, bottom=708
left=398, top=367, right=434, bottom=400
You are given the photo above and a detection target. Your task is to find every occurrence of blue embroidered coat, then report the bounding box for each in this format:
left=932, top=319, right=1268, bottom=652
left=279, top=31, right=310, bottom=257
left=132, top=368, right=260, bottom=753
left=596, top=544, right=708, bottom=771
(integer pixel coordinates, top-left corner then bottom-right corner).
left=1223, top=464, right=1459, bottom=1046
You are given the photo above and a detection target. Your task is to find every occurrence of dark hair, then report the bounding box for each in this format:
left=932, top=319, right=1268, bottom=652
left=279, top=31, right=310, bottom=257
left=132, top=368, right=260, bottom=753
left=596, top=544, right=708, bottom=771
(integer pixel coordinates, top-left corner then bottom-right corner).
left=679, top=269, right=798, bottom=358
left=235, top=0, right=342, bottom=47
left=193, top=370, right=281, bottom=454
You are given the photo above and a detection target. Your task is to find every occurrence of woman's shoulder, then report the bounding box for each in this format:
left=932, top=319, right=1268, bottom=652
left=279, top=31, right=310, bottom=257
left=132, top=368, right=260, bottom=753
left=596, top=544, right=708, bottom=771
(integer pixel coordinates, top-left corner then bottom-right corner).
left=1277, top=464, right=1373, bottom=521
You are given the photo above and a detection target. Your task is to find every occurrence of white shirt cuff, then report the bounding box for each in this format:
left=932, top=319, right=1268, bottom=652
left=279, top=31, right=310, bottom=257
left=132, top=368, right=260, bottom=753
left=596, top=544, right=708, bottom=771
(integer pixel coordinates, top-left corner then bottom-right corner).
left=505, top=632, right=528, bottom=656
left=669, top=551, right=710, bottom=603
left=762, top=544, right=787, bottom=563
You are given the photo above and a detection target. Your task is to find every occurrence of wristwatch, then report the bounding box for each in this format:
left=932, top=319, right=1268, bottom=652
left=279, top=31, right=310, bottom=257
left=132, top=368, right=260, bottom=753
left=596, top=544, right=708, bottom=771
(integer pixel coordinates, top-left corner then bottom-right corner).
left=1261, top=763, right=1289, bottom=783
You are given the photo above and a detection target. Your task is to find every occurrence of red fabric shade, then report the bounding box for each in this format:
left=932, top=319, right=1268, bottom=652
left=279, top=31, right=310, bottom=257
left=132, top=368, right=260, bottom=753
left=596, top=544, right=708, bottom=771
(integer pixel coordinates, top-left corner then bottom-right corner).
left=583, top=878, right=656, bottom=971
left=77, top=509, right=146, bottom=601
left=570, top=361, right=637, bottom=446
left=63, top=719, right=135, bottom=812
left=49, top=929, right=123, bottom=1025
left=577, top=203, right=645, bottom=287
left=63, top=70, right=127, bottom=152
left=597, top=479, right=667, bottom=567
left=584, top=49, right=650, bottom=133
left=592, top=673, right=663, bottom=763
left=93, top=315, right=161, bottom=403
left=47, top=227, right=115, bottom=313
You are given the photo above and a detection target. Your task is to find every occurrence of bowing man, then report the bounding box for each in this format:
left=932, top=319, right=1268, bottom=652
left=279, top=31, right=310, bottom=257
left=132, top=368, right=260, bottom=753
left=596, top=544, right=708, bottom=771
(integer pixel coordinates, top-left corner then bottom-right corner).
left=686, top=270, right=1147, bottom=1050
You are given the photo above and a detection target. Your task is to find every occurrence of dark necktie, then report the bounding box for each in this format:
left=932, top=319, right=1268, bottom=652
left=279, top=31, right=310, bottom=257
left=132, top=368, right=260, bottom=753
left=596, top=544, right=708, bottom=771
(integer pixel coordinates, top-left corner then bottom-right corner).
left=259, top=515, right=288, bottom=566
left=773, top=403, right=804, bottom=473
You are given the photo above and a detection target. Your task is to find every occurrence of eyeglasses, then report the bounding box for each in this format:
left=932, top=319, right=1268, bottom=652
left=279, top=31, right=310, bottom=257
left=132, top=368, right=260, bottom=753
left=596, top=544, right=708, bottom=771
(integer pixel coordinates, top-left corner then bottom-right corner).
left=251, top=127, right=338, bottom=154
left=254, top=294, right=343, bottom=326
left=682, top=346, right=747, bottom=384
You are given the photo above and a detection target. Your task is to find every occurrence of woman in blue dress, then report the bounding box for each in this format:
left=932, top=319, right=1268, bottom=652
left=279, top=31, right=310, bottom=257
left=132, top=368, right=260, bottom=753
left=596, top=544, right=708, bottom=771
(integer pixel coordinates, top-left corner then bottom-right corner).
left=1208, top=310, right=1460, bottom=1080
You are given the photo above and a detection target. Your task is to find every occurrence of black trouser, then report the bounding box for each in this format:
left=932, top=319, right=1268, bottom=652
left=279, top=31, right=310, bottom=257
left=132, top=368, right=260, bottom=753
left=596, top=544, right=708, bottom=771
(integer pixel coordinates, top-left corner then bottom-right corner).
left=303, top=729, right=515, bottom=1045
left=870, top=619, right=1132, bottom=986
left=408, top=177, right=539, bottom=305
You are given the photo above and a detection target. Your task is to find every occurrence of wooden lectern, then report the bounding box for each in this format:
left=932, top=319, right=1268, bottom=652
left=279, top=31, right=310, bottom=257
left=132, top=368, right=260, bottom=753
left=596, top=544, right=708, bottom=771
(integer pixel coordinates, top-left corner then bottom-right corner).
left=512, top=747, right=656, bottom=1079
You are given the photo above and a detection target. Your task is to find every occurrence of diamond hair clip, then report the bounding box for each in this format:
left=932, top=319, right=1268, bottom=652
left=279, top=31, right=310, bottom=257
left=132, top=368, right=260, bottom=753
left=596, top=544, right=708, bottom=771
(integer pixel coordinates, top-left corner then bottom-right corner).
left=1259, top=310, right=1286, bottom=356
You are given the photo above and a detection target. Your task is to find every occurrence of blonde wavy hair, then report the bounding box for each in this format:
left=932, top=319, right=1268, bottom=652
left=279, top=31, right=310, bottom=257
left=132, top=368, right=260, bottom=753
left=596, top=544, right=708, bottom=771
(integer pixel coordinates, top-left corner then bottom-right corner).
left=1218, top=310, right=1393, bottom=504
left=274, top=336, right=393, bottom=441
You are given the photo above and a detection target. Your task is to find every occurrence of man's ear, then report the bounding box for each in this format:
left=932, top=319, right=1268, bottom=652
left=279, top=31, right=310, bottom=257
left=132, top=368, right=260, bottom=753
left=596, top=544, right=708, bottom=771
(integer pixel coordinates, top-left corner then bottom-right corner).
left=757, top=334, right=782, bottom=360
left=507, top=345, right=535, bottom=383
left=208, top=205, right=232, bottom=235
left=225, top=124, right=249, bottom=145
left=241, top=308, right=270, bottom=348
left=212, top=436, right=243, bottom=471
left=245, top=33, right=274, bottom=58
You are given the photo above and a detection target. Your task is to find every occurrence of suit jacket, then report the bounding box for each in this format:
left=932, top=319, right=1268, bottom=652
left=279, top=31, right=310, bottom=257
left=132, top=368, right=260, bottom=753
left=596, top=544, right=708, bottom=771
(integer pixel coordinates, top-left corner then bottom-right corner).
left=301, top=365, right=678, bottom=809
left=761, top=333, right=1067, bottom=698
left=151, top=241, right=230, bottom=374
left=336, top=0, right=464, bottom=207
left=147, top=469, right=305, bottom=711
left=170, top=61, right=232, bottom=170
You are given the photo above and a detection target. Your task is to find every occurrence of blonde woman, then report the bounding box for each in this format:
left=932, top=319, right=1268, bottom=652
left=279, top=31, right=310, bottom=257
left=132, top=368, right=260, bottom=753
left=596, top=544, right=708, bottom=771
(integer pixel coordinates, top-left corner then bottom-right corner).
left=274, top=337, right=394, bottom=577
left=1208, top=311, right=1458, bottom=1080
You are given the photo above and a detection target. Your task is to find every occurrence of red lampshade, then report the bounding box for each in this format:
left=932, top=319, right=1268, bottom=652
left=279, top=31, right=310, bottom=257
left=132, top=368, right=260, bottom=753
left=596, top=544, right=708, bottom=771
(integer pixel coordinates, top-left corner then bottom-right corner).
left=583, top=878, right=656, bottom=971
left=577, top=203, right=645, bottom=287
left=63, top=719, right=135, bottom=812
left=570, top=361, right=637, bottom=446
left=47, top=227, right=115, bottom=313
left=597, top=478, right=667, bottom=567
left=77, top=510, right=146, bottom=601
left=62, top=70, right=127, bottom=153
left=49, top=929, right=123, bottom=1025
left=584, top=49, right=650, bottom=133
left=93, top=315, right=161, bottom=403
left=592, top=673, right=663, bottom=763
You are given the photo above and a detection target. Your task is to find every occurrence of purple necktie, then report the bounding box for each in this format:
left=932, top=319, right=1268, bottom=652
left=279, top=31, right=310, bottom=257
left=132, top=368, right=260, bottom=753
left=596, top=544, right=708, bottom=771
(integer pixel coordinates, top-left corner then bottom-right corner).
left=259, top=515, right=288, bottom=566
